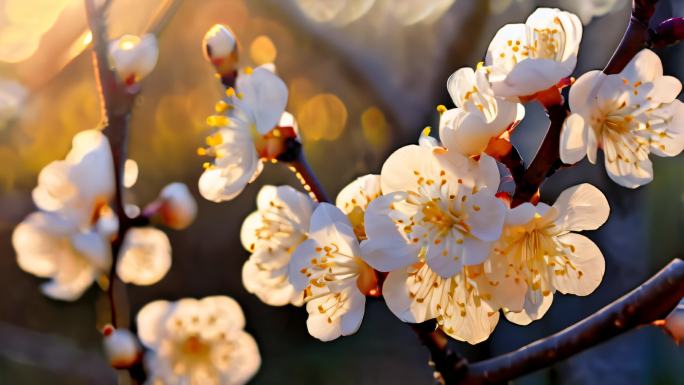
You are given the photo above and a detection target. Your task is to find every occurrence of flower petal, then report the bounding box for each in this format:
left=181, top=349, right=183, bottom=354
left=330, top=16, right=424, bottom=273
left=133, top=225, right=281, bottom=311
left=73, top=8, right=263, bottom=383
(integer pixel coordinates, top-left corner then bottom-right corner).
left=505, top=291, right=553, bottom=325
left=553, top=183, right=609, bottom=232
left=116, top=227, right=172, bottom=286
left=235, top=67, right=288, bottom=135
left=552, top=233, right=605, bottom=296
left=136, top=300, right=173, bottom=348
left=559, top=113, right=589, bottom=164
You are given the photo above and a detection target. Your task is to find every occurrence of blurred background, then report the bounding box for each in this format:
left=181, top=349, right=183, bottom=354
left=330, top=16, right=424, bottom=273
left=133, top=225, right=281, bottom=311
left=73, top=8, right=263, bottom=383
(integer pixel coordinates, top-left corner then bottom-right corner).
left=1, top=0, right=683, bottom=384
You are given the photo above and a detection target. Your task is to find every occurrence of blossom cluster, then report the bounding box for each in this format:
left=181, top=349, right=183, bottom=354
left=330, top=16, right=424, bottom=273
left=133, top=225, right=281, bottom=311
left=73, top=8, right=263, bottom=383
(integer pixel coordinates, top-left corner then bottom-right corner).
left=231, top=7, right=683, bottom=344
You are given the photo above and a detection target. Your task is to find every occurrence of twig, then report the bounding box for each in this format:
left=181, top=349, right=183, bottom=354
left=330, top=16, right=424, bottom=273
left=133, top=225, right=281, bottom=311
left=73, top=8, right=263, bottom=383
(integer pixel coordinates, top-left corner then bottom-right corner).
left=411, top=322, right=468, bottom=384
left=84, top=0, right=137, bottom=329
left=649, top=17, right=684, bottom=48
left=455, top=258, right=684, bottom=385
left=285, top=150, right=331, bottom=203
left=510, top=104, right=567, bottom=207
left=603, top=0, right=659, bottom=75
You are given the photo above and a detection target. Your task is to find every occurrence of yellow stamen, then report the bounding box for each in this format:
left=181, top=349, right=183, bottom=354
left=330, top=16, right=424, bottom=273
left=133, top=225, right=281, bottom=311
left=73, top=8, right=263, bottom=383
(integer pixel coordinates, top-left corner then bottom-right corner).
left=436, top=105, right=447, bottom=115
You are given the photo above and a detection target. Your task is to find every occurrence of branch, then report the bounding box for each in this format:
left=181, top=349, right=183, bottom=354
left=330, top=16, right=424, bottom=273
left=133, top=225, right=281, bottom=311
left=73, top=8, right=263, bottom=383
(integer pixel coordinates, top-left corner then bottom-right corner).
left=411, top=322, right=468, bottom=384
left=510, top=104, right=567, bottom=207
left=649, top=17, right=684, bottom=48
left=85, top=0, right=138, bottom=329
left=285, top=150, right=331, bottom=203
left=453, top=258, right=684, bottom=384
left=603, top=0, right=659, bottom=75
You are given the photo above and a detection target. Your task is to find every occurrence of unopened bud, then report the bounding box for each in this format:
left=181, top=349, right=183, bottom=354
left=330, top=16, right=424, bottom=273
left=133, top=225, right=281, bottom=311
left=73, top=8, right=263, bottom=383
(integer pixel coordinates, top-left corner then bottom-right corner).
left=664, top=300, right=684, bottom=344
left=158, top=183, right=197, bottom=230
left=102, top=325, right=141, bottom=369
left=108, top=34, right=159, bottom=86
left=203, top=24, right=239, bottom=76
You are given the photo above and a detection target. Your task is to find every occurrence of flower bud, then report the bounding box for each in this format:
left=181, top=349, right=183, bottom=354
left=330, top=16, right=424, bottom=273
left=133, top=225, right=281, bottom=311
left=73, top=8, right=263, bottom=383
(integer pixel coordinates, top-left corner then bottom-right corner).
left=158, top=183, right=197, bottom=230
left=664, top=300, right=684, bottom=343
left=108, top=34, right=159, bottom=86
left=203, top=24, right=239, bottom=75
left=102, top=325, right=141, bottom=369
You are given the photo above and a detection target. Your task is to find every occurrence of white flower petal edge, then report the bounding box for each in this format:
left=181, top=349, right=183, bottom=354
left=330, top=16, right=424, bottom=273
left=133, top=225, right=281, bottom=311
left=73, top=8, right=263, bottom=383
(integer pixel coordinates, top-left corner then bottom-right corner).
left=198, top=68, right=288, bottom=202
left=492, top=183, right=609, bottom=324
left=116, top=227, right=172, bottom=286
left=485, top=8, right=582, bottom=98
left=241, top=185, right=315, bottom=306
left=108, top=34, right=159, bottom=85
left=563, top=49, right=684, bottom=188
left=363, top=144, right=505, bottom=278
left=288, top=203, right=375, bottom=341
left=439, top=67, right=523, bottom=156
left=137, top=296, right=259, bottom=385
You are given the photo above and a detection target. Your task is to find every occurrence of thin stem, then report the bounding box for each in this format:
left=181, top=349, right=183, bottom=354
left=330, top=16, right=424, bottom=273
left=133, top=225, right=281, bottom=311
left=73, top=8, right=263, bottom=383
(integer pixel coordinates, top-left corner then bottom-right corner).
left=511, top=104, right=567, bottom=207
left=456, top=258, right=684, bottom=385
left=85, top=0, right=137, bottom=328
left=603, top=0, right=659, bottom=75
left=411, top=322, right=468, bottom=384
left=287, top=151, right=331, bottom=203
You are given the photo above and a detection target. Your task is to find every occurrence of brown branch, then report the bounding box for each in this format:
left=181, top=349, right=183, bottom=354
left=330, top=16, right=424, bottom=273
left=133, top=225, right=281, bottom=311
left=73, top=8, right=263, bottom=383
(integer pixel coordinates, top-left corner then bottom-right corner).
left=510, top=104, right=567, bottom=207
left=85, top=0, right=138, bottom=329
left=286, top=150, right=331, bottom=203
left=453, top=258, right=684, bottom=385
left=649, top=17, right=684, bottom=48
left=603, top=0, right=659, bottom=75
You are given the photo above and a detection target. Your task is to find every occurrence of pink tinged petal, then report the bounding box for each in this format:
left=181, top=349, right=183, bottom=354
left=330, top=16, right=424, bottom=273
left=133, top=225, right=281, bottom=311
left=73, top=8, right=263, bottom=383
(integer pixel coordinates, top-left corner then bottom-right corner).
left=136, top=300, right=173, bottom=348
left=382, top=268, right=437, bottom=323
left=553, top=183, right=609, bottom=232
left=288, top=239, right=319, bottom=292
left=466, top=188, right=505, bottom=242
left=71, top=231, right=111, bottom=271
left=361, top=193, right=418, bottom=272
left=552, top=233, right=605, bottom=296
left=505, top=291, right=554, bottom=325
left=569, top=70, right=604, bottom=113
left=560, top=113, right=589, bottom=164
left=236, top=67, right=288, bottom=135
left=620, top=49, right=663, bottom=83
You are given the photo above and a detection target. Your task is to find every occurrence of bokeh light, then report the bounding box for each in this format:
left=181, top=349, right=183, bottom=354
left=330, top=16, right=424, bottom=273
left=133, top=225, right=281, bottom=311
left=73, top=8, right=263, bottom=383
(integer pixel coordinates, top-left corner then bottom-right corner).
left=297, top=93, right=348, bottom=141
left=249, top=35, right=277, bottom=66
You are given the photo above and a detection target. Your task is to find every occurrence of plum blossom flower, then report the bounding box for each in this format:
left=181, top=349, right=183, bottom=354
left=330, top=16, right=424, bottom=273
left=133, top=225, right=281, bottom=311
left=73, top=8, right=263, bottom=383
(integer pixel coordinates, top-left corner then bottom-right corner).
left=198, top=67, right=288, bottom=202
left=439, top=67, right=524, bottom=157
left=289, top=203, right=377, bottom=341
left=560, top=49, right=684, bottom=188
left=109, top=34, right=159, bottom=86
left=12, top=130, right=116, bottom=300
left=116, top=227, right=172, bottom=286
left=137, top=296, right=260, bottom=385
left=335, top=174, right=382, bottom=240
left=362, top=144, right=506, bottom=278
left=485, top=8, right=582, bottom=98
left=241, top=185, right=316, bottom=306
left=383, top=260, right=525, bottom=344
left=494, top=184, right=609, bottom=324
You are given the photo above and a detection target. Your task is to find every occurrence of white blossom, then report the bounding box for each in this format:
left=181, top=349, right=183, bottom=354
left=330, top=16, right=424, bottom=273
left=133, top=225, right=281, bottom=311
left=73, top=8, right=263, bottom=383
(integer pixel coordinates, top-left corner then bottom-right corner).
left=198, top=67, right=288, bottom=202
left=495, top=184, right=609, bottom=324
left=109, top=34, right=159, bottom=86
left=289, top=203, right=376, bottom=341
left=485, top=8, right=582, bottom=98
left=362, top=144, right=505, bottom=278
left=13, top=130, right=115, bottom=301
left=560, top=49, right=684, bottom=188
left=439, top=67, right=524, bottom=157
left=137, top=296, right=260, bottom=385
left=116, top=227, right=172, bottom=286
left=241, top=185, right=315, bottom=306
left=664, top=297, right=684, bottom=344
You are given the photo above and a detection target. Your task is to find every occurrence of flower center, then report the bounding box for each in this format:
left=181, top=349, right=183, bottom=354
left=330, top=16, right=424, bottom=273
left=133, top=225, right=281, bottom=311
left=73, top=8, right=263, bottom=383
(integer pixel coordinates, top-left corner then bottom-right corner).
left=181, top=335, right=208, bottom=356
